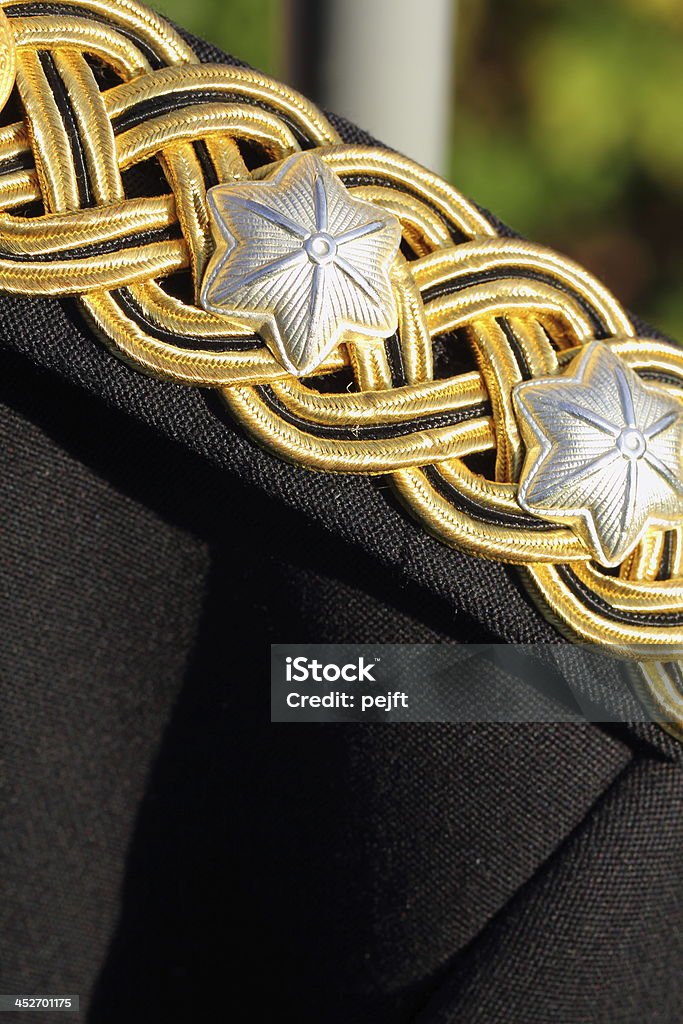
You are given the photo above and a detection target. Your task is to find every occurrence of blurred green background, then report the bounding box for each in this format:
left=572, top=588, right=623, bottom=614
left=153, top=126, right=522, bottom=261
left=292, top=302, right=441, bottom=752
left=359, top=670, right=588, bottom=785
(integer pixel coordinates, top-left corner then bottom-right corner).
left=158, top=0, right=683, bottom=339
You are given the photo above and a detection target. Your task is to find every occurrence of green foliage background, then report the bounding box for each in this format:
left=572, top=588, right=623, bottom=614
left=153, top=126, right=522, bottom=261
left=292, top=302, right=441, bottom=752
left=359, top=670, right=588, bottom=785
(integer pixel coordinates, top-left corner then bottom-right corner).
left=158, top=0, right=683, bottom=339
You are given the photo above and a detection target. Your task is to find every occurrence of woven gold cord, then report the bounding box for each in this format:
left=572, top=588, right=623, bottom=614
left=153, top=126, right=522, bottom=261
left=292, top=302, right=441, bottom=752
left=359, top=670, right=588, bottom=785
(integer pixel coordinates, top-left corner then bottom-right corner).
left=0, top=0, right=682, bottom=731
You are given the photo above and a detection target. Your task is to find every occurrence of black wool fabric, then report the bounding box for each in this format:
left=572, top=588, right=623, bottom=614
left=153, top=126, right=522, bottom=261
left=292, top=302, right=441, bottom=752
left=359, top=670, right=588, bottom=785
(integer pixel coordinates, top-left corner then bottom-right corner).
left=0, top=25, right=682, bottom=1024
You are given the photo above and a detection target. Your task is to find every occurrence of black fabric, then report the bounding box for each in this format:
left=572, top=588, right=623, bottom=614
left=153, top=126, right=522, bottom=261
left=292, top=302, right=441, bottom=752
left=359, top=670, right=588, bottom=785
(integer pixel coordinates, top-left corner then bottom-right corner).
left=0, top=25, right=681, bottom=1024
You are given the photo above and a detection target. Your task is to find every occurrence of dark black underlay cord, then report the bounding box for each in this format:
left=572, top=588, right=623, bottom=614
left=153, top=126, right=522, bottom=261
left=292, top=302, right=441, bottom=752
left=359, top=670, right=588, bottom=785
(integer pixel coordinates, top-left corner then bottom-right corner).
left=112, top=287, right=263, bottom=352
left=0, top=226, right=180, bottom=263
left=110, top=90, right=314, bottom=151
left=193, top=140, right=218, bottom=191
left=497, top=316, right=533, bottom=379
left=340, top=173, right=469, bottom=246
left=422, top=464, right=553, bottom=532
left=422, top=267, right=609, bottom=339
left=557, top=564, right=683, bottom=628
left=657, top=530, right=675, bottom=582
left=384, top=332, right=407, bottom=388
left=0, top=152, right=35, bottom=177
left=6, top=3, right=165, bottom=68
left=639, top=369, right=683, bottom=389
left=37, top=50, right=92, bottom=209
left=257, top=384, right=491, bottom=442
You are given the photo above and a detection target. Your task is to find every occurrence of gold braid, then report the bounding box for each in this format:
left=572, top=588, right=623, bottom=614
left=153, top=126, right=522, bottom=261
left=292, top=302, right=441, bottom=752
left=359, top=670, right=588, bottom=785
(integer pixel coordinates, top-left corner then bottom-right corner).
left=0, top=0, right=682, bottom=730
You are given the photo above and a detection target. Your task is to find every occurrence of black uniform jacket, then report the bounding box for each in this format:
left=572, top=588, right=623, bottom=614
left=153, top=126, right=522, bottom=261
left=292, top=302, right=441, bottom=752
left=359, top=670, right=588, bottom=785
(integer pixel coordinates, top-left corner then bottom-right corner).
left=1, top=24, right=682, bottom=1024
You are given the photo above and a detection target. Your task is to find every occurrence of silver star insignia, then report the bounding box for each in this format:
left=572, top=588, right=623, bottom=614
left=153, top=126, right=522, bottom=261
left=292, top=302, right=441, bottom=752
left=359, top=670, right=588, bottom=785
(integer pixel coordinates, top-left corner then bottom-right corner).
left=513, top=342, right=683, bottom=567
left=200, top=151, right=402, bottom=376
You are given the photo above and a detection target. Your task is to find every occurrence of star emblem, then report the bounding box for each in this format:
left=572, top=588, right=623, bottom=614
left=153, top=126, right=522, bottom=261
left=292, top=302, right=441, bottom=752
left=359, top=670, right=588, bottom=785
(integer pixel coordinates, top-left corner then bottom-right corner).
left=0, top=8, right=16, bottom=115
left=200, top=151, right=402, bottom=376
left=513, top=342, right=683, bottom=567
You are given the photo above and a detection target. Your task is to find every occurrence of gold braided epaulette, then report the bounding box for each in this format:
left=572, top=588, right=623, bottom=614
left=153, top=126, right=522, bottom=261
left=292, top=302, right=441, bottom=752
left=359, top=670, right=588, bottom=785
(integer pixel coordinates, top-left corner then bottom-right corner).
left=0, top=0, right=682, bottom=735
